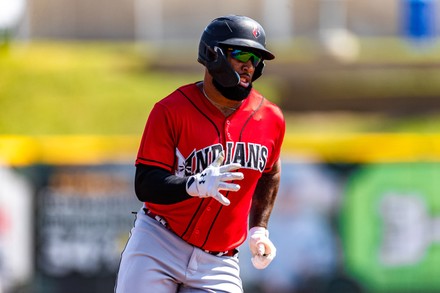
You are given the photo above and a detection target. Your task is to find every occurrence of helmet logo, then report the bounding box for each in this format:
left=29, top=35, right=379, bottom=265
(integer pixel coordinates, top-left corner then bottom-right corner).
left=252, top=26, right=261, bottom=38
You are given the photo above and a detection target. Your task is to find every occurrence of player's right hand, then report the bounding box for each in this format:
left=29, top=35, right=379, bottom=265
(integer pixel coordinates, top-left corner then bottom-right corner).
left=186, top=151, right=243, bottom=206
left=249, top=226, right=276, bottom=269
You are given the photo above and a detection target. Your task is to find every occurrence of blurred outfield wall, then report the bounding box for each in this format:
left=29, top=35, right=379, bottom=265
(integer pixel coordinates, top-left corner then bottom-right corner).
left=1, top=134, right=440, bottom=293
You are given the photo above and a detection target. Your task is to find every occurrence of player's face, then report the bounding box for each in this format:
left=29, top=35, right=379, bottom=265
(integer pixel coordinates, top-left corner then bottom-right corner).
left=227, top=48, right=261, bottom=88
left=211, top=47, right=260, bottom=102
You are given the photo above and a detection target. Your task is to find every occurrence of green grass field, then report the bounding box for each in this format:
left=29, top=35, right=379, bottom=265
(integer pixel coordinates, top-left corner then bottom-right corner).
left=0, top=41, right=202, bottom=135
left=1, top=40, right=440, bottom=136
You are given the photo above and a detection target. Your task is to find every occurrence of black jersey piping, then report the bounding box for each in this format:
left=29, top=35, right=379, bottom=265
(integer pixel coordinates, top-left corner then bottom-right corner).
left=180, top=199, right=205, bottom=238
left=177, top=88, right=222, bottom=239
left=201, top=96, right=265, bottom=249
left=200, top=194, right=229, bottom=248
left=239, top=96, right=265, bottom=141
left=177, top=88, right=220, bottom=137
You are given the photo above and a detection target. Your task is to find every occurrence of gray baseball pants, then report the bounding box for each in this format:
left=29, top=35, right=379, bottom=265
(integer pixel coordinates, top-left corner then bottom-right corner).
left=115, top=209, right=243, bottom=293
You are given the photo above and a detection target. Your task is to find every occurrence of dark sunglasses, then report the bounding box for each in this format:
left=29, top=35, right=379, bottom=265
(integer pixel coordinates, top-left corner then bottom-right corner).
left=228, top=49, right=262, bottom=67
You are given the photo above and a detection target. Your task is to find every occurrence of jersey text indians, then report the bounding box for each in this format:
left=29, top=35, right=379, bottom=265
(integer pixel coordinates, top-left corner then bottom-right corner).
left=176, top=142, right=268, bottom=176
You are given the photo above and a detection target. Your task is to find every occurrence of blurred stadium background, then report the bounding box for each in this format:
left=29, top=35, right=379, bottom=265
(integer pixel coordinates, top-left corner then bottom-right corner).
left=2, top=0, right=440, bottom=292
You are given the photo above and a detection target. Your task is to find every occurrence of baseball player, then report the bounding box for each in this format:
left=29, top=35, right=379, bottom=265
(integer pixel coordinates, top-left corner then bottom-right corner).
left=115, top=15, right=285, bottom=293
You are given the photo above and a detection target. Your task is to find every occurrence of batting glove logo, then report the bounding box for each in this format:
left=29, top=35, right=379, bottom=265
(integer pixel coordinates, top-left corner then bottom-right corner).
left=186, top=151, right=243, bottom=206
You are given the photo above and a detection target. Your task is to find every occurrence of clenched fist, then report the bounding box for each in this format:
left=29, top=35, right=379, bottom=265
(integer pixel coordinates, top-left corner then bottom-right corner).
left=249, top=226, right=276, bottom=269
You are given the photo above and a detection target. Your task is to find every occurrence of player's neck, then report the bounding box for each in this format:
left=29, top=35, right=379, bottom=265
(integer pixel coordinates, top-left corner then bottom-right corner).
left=199, top=82, right=242, bottom=117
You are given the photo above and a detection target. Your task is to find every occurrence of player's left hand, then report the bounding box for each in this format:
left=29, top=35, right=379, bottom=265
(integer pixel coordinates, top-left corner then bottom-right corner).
left=249, top=226, right=276, bottom=269
left=186, top=150, right=244, bottom=206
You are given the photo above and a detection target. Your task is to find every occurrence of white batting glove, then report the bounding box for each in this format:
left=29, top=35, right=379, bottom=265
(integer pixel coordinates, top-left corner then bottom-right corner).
left=186, top=151, right=244, bottom=206
left=249, top=226, right=276, bottom=269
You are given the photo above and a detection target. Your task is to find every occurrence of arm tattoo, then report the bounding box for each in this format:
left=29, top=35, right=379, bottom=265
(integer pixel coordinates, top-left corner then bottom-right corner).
left=249, top=159, right=281, bottom=228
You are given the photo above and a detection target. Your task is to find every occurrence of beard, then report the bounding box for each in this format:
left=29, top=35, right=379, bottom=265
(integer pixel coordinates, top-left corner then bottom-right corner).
left=213, top=78, right=252, bottom=101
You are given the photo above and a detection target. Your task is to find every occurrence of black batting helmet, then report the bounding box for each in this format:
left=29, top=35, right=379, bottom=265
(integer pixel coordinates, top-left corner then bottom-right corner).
left=198, top=15, right=275, bottom=87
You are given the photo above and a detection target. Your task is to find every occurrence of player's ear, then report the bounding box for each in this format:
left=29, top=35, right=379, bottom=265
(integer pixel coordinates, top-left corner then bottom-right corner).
left=204, top=42, right=217, bottom=62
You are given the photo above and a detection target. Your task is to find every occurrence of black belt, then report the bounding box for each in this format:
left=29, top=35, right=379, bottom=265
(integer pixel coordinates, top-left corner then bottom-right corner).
left=143, top=208, right=238, bottom=257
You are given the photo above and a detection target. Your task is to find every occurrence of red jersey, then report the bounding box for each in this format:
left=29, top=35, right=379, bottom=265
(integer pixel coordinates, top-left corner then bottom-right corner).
left=136, top=83, right=285, bottom=251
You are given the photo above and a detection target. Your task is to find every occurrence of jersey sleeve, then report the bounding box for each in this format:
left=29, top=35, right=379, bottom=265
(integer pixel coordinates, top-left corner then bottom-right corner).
left=136, top=102, right=177, bottom=172
left=263, top=104, right=286, bottom=173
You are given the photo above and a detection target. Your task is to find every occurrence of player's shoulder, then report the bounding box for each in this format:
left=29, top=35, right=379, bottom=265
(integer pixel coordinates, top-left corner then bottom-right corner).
left=156, top=83, right=198, bottom=108
left=250, top=89, right=284, bottom=121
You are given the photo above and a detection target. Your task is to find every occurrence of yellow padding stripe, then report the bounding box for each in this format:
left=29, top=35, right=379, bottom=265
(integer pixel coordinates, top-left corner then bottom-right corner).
left=0, top=135, right=139, bottom=166
left=1, top=134, right=440, bottom=166
left=282, top=133, right=440, bottom=163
